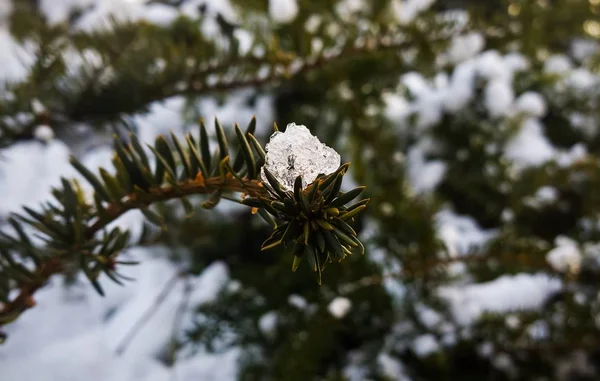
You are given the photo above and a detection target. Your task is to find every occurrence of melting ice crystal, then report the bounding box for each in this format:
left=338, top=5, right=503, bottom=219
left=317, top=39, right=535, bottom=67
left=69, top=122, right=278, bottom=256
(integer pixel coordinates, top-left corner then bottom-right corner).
left=261, top=123, right=341, bottom=191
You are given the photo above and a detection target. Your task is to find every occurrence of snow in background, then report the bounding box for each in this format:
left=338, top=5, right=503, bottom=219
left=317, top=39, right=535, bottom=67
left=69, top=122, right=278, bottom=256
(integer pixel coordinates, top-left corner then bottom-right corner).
left=1, top=0, right=598, bottom=378
left=378, top=4, right=599, bottom=359
left=0, top=1, right=273, bottom=378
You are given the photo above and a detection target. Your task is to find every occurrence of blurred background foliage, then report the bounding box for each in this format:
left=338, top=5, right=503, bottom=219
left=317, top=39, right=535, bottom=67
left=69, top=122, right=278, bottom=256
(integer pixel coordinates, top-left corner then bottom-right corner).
left=1, top=0, right=600, bottom=380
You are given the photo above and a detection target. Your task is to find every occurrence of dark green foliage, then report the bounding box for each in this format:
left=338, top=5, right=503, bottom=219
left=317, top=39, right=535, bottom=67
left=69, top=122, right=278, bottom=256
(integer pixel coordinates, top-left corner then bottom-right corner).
left=246, top=165, right=368, bottom=284
left=0, top=117, right=368, bottom=333
left=1, top=0, right=600, bottom=380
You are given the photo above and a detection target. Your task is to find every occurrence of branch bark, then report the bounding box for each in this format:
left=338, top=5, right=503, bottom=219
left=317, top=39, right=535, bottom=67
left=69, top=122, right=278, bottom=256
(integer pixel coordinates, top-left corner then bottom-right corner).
left=0, top=175, right=266, bottom=328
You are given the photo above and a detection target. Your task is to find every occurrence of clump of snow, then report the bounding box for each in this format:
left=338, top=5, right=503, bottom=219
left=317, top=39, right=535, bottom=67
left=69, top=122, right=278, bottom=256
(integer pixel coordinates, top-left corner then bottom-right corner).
left=412, top=334, right=439, bottom=357
left=406, top=139, right=447, bottom=193
left=544, top=55, right=573, bottom=75
left=72, top=1, right=179, bottom=31
left=268, top=0, right=299, bottom=24
left=31, top=99, right=47, bottom=115
left=328, top=297, right=352, bottom=319
left=436, top=209, right=496, bottom=258
left=546, top=236, right=582, bottom=274
left=524, top=186, right=559, bottom=208
left=288, top=294, right=308, bottom=310
left=415, top=303, right=443, bottom=329
left=515, top=91, right=547, bottom=117
left=556, top=143, right=588, bottom=167
left=445, top=32, right=485, bottom=64
left=304, top=15, right=322, bottom=33
left=439, top=273, right=562, bottom=326
left=527, top=319, right=550, bottom=340
left=503, top=53, right=530, bottom=73
left=39, top=0, right=95, bottom=25
left=382, top=93, right=411, bottom=124
left=386, top=49, right=532, bottom=131
left=504, top=118, right=557, bottom=168
left=379, top=202, right=395, bottom=216
left=476, top=51, right=511, bottom=82
left=33, top=125, right=55, bottom=142
left=258, top=311, right=279, bottom=336
left=335, top=0, right=365, bottom=20
left=377, top=353, right=411, bottom=380
left=505, top=315, right=520, bottom=329
left=400, top=72, right=446, bottom=129
left=442, top=60, right=477, bottom=111
left=233, top=29, right=253, bottom=56
left=402, top=72, right=430, bottom=97
left=485, top=80, right=514, bottom=117
left=567, top=68, right=597, bottom=91
left=391, top=0, right=436, bottom=25
left=571, top=39, right=600, bottom=62
left=536, top=186, right=558, bottom=202
left=493, top=353, right=516, bottom=376
left=261, top=123, right=341, bottom=191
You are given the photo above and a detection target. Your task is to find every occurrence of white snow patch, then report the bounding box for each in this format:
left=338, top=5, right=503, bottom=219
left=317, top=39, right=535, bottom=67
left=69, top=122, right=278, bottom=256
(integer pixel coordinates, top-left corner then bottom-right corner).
left=439, top=273, right=562, bottom=326
left=568, top=68, right=597, bottom=91
left=288, top=294, right=308, bottom=310
left=476, top=51, right=511, bottom=82
left=442, top=60, right=477, bottom=111
left=383, top=93, right=411, bottom=124
left=39, top=0, right=95, bottom=25
left=435, top=209, right=496, bottom=258
left=415, top=303, right=443, bottom=329
left=504, top=118, right=556, bottom=168
left=536, top=186, right=558, bottom=202
left=407, top=140, right=447, bottom=194
left=412, top=334, right=439, bottom=357
left=33, top=125, right=55, bottom=142
left=335, top=0, right=366, bottom=22
left=571, top=39, right=600, bottom=62
left=485, top=80, right=514, bottom=117
left=0, top=249, right=238, bottom=381
left=544, top=55, right=573, bottom=75
left=391, top=0, right=436, bottom=25
left=377, top=353, right=411, bottom=380
left=546, top=236, right=582, bottom=274
left=328, top=297, right=352, bottom=319
left=258, top=311, right=279, bottom=336
left=72, top=1, right=179, bottom=31
left=556, top=143, right=587, bottom=167
left=445, top=32, right=485, bottom=64
left=268, top=0, right=299, bottom=24
left=515, top=91, right=547, bottom=117
left=503, top=53, right=530, bottom=73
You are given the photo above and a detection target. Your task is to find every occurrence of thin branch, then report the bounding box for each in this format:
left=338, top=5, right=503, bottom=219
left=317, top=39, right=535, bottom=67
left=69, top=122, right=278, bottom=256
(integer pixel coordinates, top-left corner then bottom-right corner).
left=0, top=175, right=266, bottom=326
left=167, top=274, right=193, bottom=371
left=114, top=271, right=184, bottom=355
left=0, top=33, right=431, bottom=148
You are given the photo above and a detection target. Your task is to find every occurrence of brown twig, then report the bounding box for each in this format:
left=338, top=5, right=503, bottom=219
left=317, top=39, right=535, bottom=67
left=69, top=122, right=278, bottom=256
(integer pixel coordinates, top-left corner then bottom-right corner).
left=0, top=176, right=266, bottom=327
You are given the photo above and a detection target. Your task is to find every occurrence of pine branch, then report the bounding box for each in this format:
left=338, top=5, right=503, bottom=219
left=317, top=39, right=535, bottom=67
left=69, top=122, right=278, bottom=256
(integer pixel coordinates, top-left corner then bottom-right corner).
left=0, top=11, right=448, bottom=148
left=0, top=117, right=369, bottom=339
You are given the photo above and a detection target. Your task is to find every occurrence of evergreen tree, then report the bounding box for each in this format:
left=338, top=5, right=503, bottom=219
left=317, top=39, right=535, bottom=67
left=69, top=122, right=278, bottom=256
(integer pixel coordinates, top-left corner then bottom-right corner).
left=0, top=0, right=599, bottom=380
